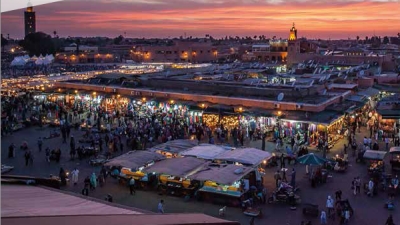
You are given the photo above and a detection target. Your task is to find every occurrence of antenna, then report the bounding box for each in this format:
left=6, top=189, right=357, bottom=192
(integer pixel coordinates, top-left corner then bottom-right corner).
left=277, top=93, right=284, bottom=101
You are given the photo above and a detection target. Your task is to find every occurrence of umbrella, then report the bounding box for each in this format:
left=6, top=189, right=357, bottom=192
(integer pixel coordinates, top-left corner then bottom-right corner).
left=297, top=153, right=327, bottom=166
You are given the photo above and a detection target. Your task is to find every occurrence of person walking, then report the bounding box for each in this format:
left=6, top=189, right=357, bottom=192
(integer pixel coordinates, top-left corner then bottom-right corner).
left=291, top=168, right=296, bottom=189
left=385, top=137, right=390, bottom=151
left=355, top=177, right=361, bottom=195
left=335, top=190, right=342, bottom=201
left=45, top=147, right=50, bottom=163
left=326, top=196, right=334, bottom=218
left=282, top=169, right=287, bottom=183
left=385, top=215, right=395, bottom=225
left=344, top=209, right=350, bottom=225
left=59, top=168, right=67, bottom=186
left=82, top=176, right=90, bottom=196
left=24, top=150, right=31, bottom=166
left=274, top=170, right=281, bottom=188
left=280, top=155, right=286, bottom=169
left=37, top=137, right=43, bottom=152
left=71, top=168, right=79, bottom=186
left=368, top=179, right=374, bottom=197
left=90, top=172, right=97, bottom=190
left=320, top=210, right=327, bottom=225
left=158, top=200, right=165, bottom=213
left=66, top=125, right=71, bottom=139
left=129, top=177, right=136, bottom=195
left=70, top=135, right=76, bottom=160
left=8, top=143, right=15, bottom=158
left=61, top=126, right=67, bottom=144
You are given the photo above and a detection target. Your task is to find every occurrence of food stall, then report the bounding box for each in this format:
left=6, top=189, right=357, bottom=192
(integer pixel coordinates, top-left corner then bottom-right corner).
left=143, top=157, right=207, bottom=197
left=104, top=150, right=165, bottom=188
left=363, top=150, right=387, bottom=175
left=181, top=144, right=231, bottom=160
left=189, top=164, right=254, bottom=206
left=389, top=147, right=400, bottom=171
left=214, top=147, right=271, bottom=171
left=148, top=139, right=198, bottom=158
left=212, top=148, right=272, bottom=187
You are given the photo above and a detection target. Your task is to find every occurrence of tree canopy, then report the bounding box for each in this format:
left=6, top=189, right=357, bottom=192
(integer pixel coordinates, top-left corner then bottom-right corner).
left=113, top=35, right=124, bottom=45
left=19, top=32, right=55, bottom=56
left=1, top=34, right=8, bottom=47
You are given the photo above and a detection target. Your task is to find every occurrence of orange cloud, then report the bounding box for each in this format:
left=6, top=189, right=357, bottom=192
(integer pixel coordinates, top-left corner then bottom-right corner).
left=1, top=0, right=399, bottom=38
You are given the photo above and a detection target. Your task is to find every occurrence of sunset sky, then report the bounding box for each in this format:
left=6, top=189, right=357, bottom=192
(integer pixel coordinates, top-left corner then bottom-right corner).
left=1, top=0, right=399, bottom=39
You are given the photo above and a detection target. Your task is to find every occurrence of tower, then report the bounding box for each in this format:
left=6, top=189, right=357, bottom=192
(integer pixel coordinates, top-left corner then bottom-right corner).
left=287, top=23, right=300, bottom=67
left=289, top=22, right=297, bottom=41
left=24, top=2, right=36, bottom=37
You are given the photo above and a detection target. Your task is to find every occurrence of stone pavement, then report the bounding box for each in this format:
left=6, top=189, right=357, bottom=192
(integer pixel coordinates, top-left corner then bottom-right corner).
left=1, top=125, right=398, bottom=225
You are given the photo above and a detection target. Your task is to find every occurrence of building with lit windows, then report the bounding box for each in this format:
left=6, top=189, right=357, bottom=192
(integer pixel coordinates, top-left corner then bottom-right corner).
left=242, top=39, right=288, bottom=62
left=131, top=40, right=219, bottom=63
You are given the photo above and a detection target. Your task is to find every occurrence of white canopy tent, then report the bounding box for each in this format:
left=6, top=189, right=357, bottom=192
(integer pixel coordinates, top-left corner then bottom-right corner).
left=181, top=144, right=231, bottom=160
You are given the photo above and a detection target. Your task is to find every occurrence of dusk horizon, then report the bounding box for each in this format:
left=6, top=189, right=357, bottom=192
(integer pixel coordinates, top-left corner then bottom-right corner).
left=1, top=0, right=399, bottom=40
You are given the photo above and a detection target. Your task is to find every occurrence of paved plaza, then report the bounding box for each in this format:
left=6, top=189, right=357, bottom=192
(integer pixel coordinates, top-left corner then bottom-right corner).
left=1, top=125, right=398, bottom=225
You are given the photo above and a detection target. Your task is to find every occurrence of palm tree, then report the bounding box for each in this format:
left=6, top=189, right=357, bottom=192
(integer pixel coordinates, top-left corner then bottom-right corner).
left=76, top=38, right=81, bottom=55
left=53, top=31, right=57, bottom=38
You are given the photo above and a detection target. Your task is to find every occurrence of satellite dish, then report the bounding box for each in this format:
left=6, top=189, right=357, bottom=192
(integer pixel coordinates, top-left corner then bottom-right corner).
left=277, top=93, right=284, bottom=101
left=360, top=70, right=365, bottom=76
left=322, top=89, right=327, bottom=95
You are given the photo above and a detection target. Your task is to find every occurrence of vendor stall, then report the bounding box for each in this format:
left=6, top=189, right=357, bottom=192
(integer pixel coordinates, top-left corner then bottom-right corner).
left=213, top=148, right=272, bottom=180
left=389, top=147, right=400, bottom=171
left=143, top=157, right=207, bottom=197
left=213, top=148, right=272, bottom=167
left=363, top=150, right=387, bottom=175
left=148, top=139, right=198, bottom=158
left=189, top=164, right=255, bottom=206
left=104, top=150, right=165, bottom=188
left=239, top=112, right=276, bottom=140
left=181, top=144, right=231, bottom=160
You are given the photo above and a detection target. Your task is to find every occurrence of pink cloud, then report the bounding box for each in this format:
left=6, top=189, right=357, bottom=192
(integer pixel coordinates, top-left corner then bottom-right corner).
left=1, top=0, right=399, bottom=39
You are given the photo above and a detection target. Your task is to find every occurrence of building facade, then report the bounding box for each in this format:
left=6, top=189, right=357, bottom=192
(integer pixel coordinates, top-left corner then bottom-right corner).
left=131, top=40, right=219, bottom=63
left=242, top=39, right=288, bottom=62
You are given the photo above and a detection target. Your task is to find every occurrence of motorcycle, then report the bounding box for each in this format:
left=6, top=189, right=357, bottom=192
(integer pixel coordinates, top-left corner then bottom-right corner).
left=49, top=170, right=70, bottom=186
left=20, top=142, right=28, bottom=150
left=268, top=190, right=301, bottom=205
left=44, top=130, right=60, bottom=139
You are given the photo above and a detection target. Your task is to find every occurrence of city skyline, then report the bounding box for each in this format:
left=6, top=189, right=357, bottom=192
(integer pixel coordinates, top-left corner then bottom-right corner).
left=1, top=0, right=400, bottom=39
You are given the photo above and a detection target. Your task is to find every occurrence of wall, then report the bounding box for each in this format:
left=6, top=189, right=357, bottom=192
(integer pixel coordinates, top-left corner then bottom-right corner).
left=141, top=78, right=317, bottom=98
left=357, top=77, right=374, bottom=88
left=55, top=82, right=351, bottom=112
